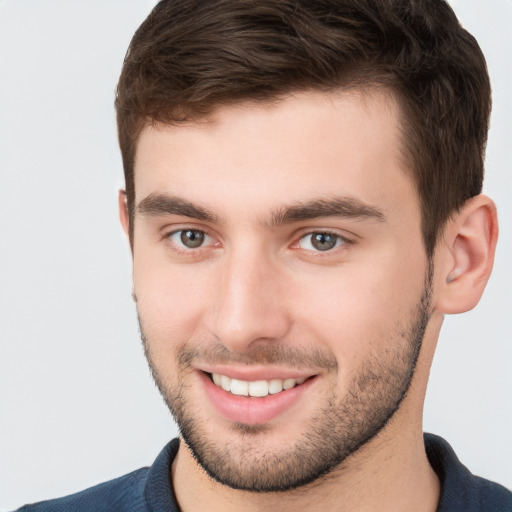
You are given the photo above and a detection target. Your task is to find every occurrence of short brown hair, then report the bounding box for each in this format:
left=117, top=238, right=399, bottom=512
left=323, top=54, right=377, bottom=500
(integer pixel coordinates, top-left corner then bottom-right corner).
left=115, top=0, right=491, bottom=256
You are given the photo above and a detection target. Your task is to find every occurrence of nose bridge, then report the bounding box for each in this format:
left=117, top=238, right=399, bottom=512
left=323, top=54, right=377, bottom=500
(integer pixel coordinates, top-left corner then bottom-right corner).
left=209, top=240, right=289, bottom=351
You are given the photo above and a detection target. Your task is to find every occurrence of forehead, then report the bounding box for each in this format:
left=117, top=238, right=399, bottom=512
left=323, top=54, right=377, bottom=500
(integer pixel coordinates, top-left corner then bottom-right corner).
left=133, top=90, right=418, bottom=224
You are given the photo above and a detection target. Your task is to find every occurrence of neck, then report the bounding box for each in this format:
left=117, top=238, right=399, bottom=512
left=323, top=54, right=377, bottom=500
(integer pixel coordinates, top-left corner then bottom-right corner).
left=172, top=421, right=439, bottom=512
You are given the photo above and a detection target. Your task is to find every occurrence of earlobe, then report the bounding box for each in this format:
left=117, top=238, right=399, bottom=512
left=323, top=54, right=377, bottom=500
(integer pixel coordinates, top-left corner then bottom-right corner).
left=118, top=189, right=130, bottom=236
left=434, top=195, right=498, bottom=314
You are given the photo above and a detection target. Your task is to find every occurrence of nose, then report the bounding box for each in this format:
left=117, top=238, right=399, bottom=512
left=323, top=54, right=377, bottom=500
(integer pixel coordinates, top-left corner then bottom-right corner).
left=206, top=245, right=291, bottom=352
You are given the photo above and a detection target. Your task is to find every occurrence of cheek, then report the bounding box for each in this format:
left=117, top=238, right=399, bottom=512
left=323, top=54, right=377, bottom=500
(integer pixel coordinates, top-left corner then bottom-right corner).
left=291, top=256, right=426, bottom=363
left=133, top=253, right=213, bottom=356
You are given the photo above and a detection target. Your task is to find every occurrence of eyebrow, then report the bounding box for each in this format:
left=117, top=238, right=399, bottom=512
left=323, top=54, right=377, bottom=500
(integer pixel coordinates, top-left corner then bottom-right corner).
left=137, top=193, right=219, bottom=223
left=269, top=197, right=386, bottom=226
left=136, top=193, right=386, bottom=226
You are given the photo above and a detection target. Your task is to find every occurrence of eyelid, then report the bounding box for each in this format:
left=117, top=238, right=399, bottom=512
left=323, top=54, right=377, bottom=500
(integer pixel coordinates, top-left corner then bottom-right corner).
left=160, top=222, right=213, bottom=240
left=162, top=224, right=220, bottom=255
left=291, top=228, right=354, bottom=253
left=160, top=224, right=354, bottom=256
left=170, top=229, right=211, bottom=248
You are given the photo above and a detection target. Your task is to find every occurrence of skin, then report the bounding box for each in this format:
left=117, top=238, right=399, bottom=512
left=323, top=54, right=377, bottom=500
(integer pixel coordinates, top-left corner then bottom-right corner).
left=120, top=90, right=497, bottom=512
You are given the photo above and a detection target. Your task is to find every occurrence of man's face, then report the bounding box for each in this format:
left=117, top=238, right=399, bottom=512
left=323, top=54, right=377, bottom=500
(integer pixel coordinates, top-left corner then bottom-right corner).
left=130, top=91, right=433, bottom=491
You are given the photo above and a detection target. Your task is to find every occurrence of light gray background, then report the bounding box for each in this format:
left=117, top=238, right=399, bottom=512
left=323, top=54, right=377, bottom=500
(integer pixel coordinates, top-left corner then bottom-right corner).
left=0, top=1, right=510, bottom=510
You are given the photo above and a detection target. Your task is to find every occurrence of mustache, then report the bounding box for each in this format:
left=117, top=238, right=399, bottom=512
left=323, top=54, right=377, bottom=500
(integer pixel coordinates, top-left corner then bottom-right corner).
left=137, top=314, right=338, bottom=371
left=175, top=340, right=339, bottom=372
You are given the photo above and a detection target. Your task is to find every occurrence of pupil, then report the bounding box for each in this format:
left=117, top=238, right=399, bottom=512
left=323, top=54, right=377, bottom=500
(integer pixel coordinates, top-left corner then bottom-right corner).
left=181, top=230, right=205, bottom=248
left=312, top=233, right=336, bottom=251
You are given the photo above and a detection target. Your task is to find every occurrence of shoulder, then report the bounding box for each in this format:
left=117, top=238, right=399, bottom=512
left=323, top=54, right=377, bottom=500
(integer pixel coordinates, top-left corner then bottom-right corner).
left=465, top=475, right=512, bottom=511
left=425, top=433, right=512, bottom=512
left=441, top=474, right=512, bottom=512
left=14, top=439, right=181, bottom=512
left=15, top=467, right=150, bottom=512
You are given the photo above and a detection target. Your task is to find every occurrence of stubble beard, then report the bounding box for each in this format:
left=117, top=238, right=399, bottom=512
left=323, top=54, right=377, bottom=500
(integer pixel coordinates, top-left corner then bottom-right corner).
left=140, top=265, right=433, bottom=493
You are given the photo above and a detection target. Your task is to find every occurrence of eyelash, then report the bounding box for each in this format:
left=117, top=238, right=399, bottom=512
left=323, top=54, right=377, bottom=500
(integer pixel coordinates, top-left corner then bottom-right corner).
left=163, top=228, right=352, bottom=256
left=165, top=228, right=215, bottom=254
left=295, top=231, right=350, bottom=253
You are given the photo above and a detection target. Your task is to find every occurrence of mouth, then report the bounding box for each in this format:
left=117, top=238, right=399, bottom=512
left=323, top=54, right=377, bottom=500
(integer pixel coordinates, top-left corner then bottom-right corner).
left=198, top=367, right=319, bottom=424
left=209, top=372, right=308, bottom=397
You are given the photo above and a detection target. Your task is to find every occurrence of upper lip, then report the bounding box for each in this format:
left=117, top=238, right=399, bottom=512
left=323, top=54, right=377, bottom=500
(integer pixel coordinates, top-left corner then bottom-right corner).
left=195, top=363, right=318, bottom=381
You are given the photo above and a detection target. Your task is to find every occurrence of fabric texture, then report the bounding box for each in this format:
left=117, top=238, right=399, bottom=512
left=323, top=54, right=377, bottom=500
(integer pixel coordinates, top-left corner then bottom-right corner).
left=16, top=434, right=512, bottom=512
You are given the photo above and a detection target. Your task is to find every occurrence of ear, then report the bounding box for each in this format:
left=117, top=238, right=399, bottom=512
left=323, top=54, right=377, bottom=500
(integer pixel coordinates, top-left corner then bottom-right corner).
left=434, top=195, right=498, bottom=314
left=118, top=189, right=130, bottom=237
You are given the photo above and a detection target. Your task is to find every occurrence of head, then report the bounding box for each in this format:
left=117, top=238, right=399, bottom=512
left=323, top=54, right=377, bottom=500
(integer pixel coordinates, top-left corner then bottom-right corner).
left=115, top=0, right=497, bottom=493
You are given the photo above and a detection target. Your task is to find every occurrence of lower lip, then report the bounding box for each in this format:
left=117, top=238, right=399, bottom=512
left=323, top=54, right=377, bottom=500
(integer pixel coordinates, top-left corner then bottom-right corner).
left=200, top=372, right=316, bottom=425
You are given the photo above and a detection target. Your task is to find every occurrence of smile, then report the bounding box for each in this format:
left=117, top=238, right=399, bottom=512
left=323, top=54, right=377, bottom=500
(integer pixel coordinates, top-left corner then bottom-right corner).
left=211, top=373, right=307, bottom=397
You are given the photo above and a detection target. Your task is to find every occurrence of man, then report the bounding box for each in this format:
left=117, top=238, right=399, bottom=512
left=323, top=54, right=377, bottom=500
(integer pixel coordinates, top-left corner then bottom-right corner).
left=14, top=0, right=512, bottom=511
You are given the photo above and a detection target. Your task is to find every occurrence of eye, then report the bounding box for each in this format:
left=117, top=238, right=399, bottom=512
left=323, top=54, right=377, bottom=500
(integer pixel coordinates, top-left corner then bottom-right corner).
left=298, top=232, right=345, bottom=252
left=169, top=229, right=211, bottom=249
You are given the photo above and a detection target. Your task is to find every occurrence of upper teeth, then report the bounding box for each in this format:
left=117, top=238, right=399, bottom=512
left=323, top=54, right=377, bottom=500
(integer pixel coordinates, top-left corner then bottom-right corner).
left=211, top=373, right=306, bottom=397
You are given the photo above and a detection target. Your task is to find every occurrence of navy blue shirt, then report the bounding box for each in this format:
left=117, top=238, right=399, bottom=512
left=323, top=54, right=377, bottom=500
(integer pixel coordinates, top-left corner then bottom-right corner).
left=16, top=434, right=512, bottom=512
